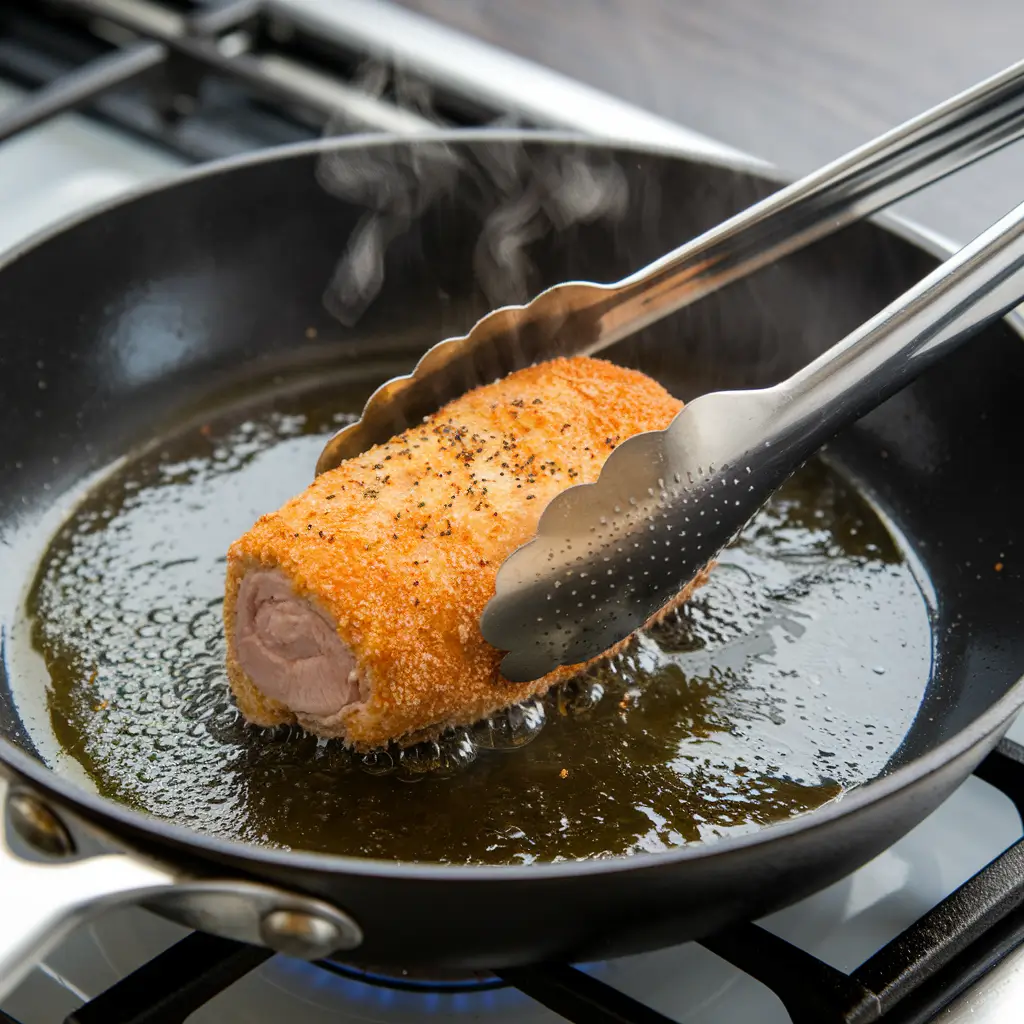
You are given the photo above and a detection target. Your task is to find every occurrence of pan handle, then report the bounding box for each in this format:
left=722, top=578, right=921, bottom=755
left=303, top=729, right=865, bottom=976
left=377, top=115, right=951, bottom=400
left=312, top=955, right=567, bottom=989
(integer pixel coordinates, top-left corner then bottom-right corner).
left=0, top=775, right=363, bottom=1002
left=0, top=805, right=172, bottom=1000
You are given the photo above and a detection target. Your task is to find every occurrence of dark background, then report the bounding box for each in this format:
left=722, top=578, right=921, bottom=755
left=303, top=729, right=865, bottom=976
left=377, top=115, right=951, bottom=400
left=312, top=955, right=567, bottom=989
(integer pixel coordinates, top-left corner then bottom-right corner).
left=398, top=0, right=1024, bottom=245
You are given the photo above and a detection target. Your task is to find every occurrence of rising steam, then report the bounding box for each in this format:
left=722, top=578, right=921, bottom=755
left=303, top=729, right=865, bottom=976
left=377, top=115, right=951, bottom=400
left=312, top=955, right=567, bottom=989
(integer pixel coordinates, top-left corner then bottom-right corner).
left=315, top=64, right=630, bottom=325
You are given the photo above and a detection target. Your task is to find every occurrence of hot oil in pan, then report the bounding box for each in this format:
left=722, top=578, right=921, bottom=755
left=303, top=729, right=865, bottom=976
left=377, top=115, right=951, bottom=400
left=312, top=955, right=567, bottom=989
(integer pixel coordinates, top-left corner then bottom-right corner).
left=22, top=369, right=932, bottom=864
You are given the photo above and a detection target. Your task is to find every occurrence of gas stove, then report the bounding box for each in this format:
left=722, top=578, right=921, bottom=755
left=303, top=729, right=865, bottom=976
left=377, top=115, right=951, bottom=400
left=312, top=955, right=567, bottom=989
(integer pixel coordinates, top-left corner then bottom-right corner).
left=1, top=2, right=1024, bottom=1022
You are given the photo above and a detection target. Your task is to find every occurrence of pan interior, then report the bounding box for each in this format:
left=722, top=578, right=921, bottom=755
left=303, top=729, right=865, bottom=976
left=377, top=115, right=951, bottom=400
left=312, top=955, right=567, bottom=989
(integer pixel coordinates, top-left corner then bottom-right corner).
left=7, top=361, right=933, bottom=864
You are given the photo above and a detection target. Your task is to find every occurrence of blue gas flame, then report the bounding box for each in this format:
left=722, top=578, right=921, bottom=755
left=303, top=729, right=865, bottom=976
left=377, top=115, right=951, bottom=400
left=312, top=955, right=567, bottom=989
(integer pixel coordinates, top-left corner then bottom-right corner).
left=268, top=956, right=608, bottom=1014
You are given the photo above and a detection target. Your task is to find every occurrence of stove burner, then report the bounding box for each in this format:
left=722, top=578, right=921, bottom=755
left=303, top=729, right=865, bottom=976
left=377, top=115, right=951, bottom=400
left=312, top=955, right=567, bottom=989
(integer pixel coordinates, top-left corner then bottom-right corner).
left=265, top=955, right=539, bottom=1019
left=313, top=961, right=509, bottom=993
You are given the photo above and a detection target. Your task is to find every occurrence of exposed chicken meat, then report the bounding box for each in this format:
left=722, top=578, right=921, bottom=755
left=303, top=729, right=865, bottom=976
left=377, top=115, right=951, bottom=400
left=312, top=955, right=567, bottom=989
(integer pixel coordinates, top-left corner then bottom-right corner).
left=234, top=569, right=364, bottom=715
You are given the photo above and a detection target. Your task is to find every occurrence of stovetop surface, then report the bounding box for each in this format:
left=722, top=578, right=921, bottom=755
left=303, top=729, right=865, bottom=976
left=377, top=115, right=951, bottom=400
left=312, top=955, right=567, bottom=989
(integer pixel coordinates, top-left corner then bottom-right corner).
left=1, top=2, right=1024, bottom=1023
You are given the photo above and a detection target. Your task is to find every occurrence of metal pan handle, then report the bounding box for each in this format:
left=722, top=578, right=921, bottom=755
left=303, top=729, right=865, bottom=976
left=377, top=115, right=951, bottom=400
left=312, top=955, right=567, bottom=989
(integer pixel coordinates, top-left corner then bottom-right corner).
left=0, top=791, right=172, bottom=1000
left=0, top=775, right=363, bottom=1003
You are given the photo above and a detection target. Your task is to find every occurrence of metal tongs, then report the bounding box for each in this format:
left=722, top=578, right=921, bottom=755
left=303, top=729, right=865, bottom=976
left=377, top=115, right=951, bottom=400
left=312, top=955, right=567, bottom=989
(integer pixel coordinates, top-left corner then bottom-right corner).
left=318, top=59, right=1024, bottom=681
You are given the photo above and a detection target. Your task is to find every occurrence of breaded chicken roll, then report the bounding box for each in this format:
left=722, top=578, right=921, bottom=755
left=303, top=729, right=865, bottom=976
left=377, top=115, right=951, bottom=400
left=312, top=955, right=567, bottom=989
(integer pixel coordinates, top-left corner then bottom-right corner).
left=225, top=356, right=708, bottom=749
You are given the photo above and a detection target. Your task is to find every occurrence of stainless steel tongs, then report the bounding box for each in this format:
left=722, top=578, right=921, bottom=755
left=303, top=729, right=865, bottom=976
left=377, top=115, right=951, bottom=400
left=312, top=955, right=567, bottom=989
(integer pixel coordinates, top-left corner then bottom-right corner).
left=317, top=58, right=1024, bottom=681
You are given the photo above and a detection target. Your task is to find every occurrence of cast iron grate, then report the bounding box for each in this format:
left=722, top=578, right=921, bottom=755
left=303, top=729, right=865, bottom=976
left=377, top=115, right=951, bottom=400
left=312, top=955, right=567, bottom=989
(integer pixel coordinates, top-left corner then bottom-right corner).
left=7, top=738, right=1021, bottom=1024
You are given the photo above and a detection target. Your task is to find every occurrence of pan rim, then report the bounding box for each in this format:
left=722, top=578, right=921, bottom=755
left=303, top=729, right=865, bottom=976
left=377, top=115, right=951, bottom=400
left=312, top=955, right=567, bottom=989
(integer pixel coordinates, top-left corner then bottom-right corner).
left=2, top=127, right=1022, bottom=881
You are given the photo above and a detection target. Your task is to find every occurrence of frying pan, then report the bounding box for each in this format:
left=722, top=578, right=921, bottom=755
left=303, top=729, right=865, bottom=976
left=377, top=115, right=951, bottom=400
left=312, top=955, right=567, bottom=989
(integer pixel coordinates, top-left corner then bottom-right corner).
left=2, top=131, right=1024, bottom=993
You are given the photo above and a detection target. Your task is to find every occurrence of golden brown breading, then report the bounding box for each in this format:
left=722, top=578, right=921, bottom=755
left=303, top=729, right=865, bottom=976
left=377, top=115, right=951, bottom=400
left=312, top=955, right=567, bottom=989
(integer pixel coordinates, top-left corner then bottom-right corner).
left=225, top=356, right=707, bottom=748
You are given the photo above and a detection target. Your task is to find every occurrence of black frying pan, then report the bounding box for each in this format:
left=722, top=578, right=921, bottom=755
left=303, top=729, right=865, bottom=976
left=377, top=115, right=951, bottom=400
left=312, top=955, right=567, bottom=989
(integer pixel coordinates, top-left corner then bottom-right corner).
left=2, top=132, right=1024, bottom=978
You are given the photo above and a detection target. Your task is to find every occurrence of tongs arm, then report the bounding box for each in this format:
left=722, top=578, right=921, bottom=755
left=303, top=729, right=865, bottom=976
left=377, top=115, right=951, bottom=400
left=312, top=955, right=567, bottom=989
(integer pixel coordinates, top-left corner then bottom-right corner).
left=484, top=180, right=1024, bottom=679
left=601, top=56, right=1024, bottom=347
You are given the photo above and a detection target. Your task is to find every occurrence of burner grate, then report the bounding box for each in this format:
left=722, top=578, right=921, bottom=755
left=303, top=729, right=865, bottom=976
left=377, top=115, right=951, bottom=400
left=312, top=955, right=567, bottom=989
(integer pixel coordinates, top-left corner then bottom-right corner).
left=62, top=934, right=272, bottom=1024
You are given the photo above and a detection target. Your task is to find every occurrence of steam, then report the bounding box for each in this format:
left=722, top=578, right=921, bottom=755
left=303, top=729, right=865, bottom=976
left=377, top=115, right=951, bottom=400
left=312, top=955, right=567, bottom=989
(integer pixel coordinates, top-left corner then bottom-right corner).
left=315, top=65, right=630, bottom=325
left=472, top=150, right=629, bottom=305
left=316, top=139, right=462, bottom=325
